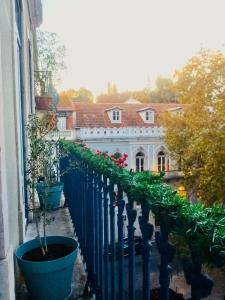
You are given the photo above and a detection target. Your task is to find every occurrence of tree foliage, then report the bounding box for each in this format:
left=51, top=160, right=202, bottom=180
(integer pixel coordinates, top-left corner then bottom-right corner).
left=97, top=78, right=177, bottom=104
left=162, top=50, right=225, bottom=205
left=59, top=87, right=93, bottom=104
left=174, top=50, right=225, bottom=105
left=150, top=76, right=177, bottom=103
left=97, top=89, right=151, bottom=103
left=36, top=30, right=66, bottom=87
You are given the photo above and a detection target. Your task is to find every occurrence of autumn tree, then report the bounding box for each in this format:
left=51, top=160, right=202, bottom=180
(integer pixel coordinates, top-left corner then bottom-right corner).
left=174, top=49, right=225, bottom=105
left=97, top=89, right=150, bottom=103
left=150, top=76, right=177, bottom=103
left=59, top=88, right=94, bottom=104
left=59, top=89, right=77, bottom=106
left=74, top=87, right=94, bottom=103
left=162, top=50, right=225, bottom=205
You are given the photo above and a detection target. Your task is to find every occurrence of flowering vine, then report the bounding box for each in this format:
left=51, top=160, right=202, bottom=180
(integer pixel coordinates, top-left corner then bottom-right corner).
left=96, top=150, right=128, bottom=168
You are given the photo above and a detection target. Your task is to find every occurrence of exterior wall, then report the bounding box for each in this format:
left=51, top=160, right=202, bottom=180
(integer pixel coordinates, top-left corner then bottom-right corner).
left=56, top=125, right=178, bottom=172
left=0, top=0, right=41, bottom=299
left=76, top=126, right=164, bottom=140
left=77, top=127, right=173, bottom=172
left=84, top=140, right=168, bottom=172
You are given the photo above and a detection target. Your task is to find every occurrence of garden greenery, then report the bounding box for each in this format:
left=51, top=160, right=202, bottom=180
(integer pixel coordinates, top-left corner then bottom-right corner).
left=62, top=141, right=225, bottom=267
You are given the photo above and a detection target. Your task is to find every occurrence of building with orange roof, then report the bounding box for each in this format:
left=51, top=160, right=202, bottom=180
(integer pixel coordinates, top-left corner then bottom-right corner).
left=57, top=98, right=185, bottom=173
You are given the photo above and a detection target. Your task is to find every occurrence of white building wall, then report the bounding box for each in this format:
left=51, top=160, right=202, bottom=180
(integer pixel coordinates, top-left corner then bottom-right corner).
left=79, top=128, right=169, bottom=172
left=0, top=0, right=41, bottom=298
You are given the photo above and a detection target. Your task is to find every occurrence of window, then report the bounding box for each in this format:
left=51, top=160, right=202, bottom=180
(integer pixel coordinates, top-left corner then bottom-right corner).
left=136, top=152, right=145, bottom=172
left=145, top=110, right=154, bottom=122
left=113, top=110, right=120, bottom=121
left=57, top=117, right=67, bottom=130
left=72, top=112, right=76, bottom=128
left=15, top=0, right=22, bottom=39
left=158, top=151, right=165, bottom=172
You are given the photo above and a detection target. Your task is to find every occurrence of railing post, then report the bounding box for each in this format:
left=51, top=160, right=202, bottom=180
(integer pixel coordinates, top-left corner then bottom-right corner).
left=84, top=170, right=97, bottom=295
left=98, top=174, right=104, bottom=299
left=126, top=198, right=137, bottom=300
left=139, top=203, right=154, bottom=300
left=93, top=172, right=100, bottom=297
left=117, top=184, right=125, bottom=300
left=155, top=222, right=175, bottom=300
left=109, top=181, right=116, bottom=300
left=183, top=258, right=213, bottom=300
left=103, top=176, right=109, bottom=300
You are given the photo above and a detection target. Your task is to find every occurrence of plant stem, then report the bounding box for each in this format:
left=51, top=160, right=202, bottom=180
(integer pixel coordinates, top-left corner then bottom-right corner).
left=32, top=187, right=46, bottom=255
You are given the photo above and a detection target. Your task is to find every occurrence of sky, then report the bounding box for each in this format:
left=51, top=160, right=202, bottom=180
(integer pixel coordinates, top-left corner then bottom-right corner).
left=41, top=0, right=225, bottom=96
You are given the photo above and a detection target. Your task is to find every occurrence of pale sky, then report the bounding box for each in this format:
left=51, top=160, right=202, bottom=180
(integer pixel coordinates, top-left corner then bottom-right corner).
left=41, top=0, right=225, bottom=95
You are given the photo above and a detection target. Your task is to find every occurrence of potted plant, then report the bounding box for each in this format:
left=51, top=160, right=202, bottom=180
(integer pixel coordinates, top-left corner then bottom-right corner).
left=35, top=120, right=65, bottom=210
left=15, top=112, right=78, bottom=300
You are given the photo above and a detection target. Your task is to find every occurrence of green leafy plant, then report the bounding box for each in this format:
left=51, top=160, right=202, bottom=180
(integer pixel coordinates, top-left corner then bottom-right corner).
left=26, top=111, right=68, bottom=255
left=62, top=141, right=225, bottom=267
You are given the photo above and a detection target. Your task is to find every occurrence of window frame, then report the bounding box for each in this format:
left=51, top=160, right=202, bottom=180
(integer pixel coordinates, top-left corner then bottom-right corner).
left=112, top=110, right=121, bottom=122
left=157, top=151, right=166, bottom=172
left=136, top=151, right=145, bottom=172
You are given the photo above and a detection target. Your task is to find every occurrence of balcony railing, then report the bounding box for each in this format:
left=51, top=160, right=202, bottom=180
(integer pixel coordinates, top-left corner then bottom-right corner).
left=49, top=130, right=75, bottom=140
left=61, top=141, right=225, bottom=300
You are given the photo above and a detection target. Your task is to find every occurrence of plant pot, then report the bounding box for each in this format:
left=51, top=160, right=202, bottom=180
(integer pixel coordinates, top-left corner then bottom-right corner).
left=35, top=96, right=52, bottom=110
left=36, top=182, right=64, bottom=210
left=15, top=236, right=78, bottom=300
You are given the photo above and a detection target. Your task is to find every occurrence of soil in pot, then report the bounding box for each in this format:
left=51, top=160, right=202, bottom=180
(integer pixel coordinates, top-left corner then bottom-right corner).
left=22, top=244, right=73, bottom=262
left=150, top=288, right=184, bottom=299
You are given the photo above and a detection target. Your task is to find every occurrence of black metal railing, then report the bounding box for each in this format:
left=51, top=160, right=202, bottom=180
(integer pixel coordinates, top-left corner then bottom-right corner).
left=60, top=143, right=225, bottom=300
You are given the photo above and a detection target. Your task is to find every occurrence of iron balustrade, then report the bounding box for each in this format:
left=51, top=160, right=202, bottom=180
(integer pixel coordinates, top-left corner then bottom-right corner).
left=61, top=156, right=217, bottom=300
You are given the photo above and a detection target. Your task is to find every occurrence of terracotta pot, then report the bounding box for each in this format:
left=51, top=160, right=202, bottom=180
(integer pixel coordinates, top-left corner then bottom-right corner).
left=35, top=96, right=52, bottom=110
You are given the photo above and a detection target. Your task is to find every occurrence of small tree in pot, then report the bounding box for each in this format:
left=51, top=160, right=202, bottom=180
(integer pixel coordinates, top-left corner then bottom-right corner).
left=15, top=111, right=78, bottom=300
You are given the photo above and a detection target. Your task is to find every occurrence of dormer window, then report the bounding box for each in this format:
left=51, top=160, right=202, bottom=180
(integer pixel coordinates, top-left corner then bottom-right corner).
left=145, top=111, right=150, bottom=121
left=105, top=106, right=122, bottom=123
left=113, top=110, right=120, bottom=121
left=137, top=108, right=155, bottom=123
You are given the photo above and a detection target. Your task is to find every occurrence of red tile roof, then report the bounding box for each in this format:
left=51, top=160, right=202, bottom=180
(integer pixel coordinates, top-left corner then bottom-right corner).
left=57, top=102, right=187, bottom=128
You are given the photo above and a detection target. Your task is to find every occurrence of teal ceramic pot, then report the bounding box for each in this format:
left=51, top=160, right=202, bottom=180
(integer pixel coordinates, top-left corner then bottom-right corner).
left=15, top=236, right=78, bottom=300
left=36, top=182, right=64, bottom=209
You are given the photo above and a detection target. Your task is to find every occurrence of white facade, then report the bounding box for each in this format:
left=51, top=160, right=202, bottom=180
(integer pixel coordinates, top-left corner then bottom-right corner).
left=0, top=0, right=42, bottom=299
left=77, top=128, right=173, bottom=172
left=57, top=126, right=176, bottom=173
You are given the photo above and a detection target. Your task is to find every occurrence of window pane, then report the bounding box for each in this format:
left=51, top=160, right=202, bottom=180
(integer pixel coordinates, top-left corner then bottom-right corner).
left=136, top=158, right=139, bottom=172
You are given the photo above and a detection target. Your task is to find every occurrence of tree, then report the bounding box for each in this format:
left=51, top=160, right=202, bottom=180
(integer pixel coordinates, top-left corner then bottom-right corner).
left=59, top=89, right=77, bottom=106
left=75, top=87, right=94, bottom=103
left=174, top=50, right=225, bottom=105
left=150, top=76, right=177, bottom=103
left=97, top=89, right=151, bottom=103
left=59, top=88, right=94, bottom=104
left=162, top=50, right=225, bottom=205
left=36, top=30, right=66, bottom=90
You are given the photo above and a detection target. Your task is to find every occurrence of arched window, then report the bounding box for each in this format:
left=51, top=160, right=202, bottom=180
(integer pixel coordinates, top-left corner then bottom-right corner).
left=136, top=152, right=145, bottom=172
left=158, top=151, right=165, bottom=172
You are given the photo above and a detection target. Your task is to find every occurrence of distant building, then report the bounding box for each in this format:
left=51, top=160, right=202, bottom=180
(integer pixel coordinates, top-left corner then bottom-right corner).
left=57, top=99, right=185, bottom=175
